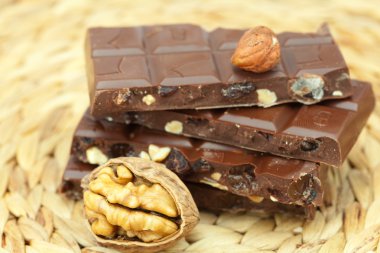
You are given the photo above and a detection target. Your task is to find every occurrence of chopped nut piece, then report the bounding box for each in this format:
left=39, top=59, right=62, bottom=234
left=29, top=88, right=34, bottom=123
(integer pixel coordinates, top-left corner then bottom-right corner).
left=256, top=89, right=277, bottom=106
left=293, top=226, right=303, bottom=234
left=289, top=74, right=325, bottom=104
left=270, top=195, right=278, bottom=202
left=81, top=157, right=199, bottom=253
left=113, top=90, right=131, bottom=105
left=148, top=145, right=171, bottom=162
left=248, top=195, right=264, bottom=203
left=231, top=26, right=281, bottom=73
left=164, top=120, right=183, bottom=134
left=332, top=90, right=343, bottom=96
left=139, top=151, right=151, bottom=161
left=86, top=147, right=108, bottom=165
left=210, top=172, right=222, bottom=181
left=200, top=178, right=229, bottom=191
left=142, top=94, right=156, bottom=105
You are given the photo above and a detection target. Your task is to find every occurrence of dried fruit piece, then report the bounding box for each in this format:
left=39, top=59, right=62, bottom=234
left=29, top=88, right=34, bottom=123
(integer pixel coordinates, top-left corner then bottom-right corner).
left=158, top=86, right=178, bottom=97
left=231, top=26, right=281, bottom=73
left=221, top=83, right=255, bottom=99
left=164, top=149, right=191, bottom=176
left=289, top=74, right=325, bottom=104
left=81, top=157, right=199, bottom=253
left=300, top=140, right=320, bottom=152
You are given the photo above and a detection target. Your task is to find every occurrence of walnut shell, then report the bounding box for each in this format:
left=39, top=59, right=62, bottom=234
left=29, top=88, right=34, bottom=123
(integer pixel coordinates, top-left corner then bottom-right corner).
left=231, top=26, right=281, bottom=73
left=81, top=157, right=199, bottom=253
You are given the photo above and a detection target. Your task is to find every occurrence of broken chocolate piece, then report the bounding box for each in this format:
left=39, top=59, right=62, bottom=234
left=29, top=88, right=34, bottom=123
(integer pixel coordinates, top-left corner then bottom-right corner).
left=69, top=111, right=327, bottom=207
left=86, top=24, right=352, bottom=116
left=61, top=157, right=316, bottom=219
left=112, top=80, right=374, bottom=167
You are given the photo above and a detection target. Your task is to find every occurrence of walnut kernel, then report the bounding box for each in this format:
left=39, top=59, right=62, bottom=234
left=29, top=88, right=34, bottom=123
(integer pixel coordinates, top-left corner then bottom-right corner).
left=231, top=26, right=281, bottom=73
left=164, top=121, right=183, bottom=134
left=256, top=89, right=277, bottom=106
left=86, top=147, right=108, bottom=165
left=81, top=157, right=199, bottom=253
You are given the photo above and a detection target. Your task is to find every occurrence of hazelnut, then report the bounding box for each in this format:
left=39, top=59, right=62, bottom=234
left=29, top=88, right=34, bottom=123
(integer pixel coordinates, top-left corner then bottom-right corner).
left=142, top=94, right=156, bottom=106
left=248, top=195, right=264, bottom=203
left=231, top=26, right=281, bottom=73
left=82, top=157, right=199, bottom=253
left=164, top=121, right=183, bottom=134
left=270, top=195, right=278, bottom=202
left=148, top=144, right=171, bottom=162
left=210, top=172, right=222, bottom=181
left=332, top=90, right=343, bottom=97
left=200, top=178, right=228, bottom=191
left=139, top=151, right=151, bottom=161
left=256, top=89, right=277, bottom=107
left=86, top=147, right=108, bottom=165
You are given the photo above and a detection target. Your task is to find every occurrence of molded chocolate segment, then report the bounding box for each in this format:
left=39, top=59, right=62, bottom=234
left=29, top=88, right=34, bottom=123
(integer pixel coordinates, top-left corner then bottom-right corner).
left=86, top=24, right=352, bottom=116
left=61, top=157, right=315, bottom=219
left=70, top=111, right=326, bottom=207
left=112, top=80, right=374, bottom=167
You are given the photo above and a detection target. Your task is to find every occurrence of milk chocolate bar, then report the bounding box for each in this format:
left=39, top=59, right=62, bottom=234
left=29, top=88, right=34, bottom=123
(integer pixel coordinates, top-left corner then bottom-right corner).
left=112, top=80, right=374, bottom=167
left=70, top=111, right=326, bottom=207
left=61, top=157, right=315, bottom=219
left=86, top=24, right=352, bottom=117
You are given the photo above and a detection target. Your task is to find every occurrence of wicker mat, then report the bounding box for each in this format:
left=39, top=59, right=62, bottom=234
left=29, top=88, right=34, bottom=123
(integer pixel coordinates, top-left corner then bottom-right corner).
left=1, top=0, right=380, bottom=252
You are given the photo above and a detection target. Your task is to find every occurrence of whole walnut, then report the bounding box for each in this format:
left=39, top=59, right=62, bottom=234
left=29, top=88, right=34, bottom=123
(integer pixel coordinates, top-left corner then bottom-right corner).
left=231, top=26, right=281, bottom=73
left=81, top=157, right=199, bottom=253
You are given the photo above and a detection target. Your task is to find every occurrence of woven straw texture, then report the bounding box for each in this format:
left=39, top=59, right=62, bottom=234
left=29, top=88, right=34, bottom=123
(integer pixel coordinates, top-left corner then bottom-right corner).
left=1, top=0, right=380, bottom=252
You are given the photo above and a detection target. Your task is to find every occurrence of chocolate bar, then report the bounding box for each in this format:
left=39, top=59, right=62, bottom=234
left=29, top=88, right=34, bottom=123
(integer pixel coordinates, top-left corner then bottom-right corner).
left=86, top=24, right=352, bottom=117
left=61, top=157, right=315, bottom=219
left=111, top=80, right=374, bottom=167
left=70, top=111, right=326, bottom=207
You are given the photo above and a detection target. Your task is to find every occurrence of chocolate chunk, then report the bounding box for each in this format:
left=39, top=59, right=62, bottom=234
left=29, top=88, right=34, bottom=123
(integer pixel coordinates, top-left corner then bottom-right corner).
left=86, top=24, right=352, bottom=116
left=68, top=111, right=327, bottom=207
left=113, top=80, right=374, bottom=166
left=60, top=157, right=315, bottom=219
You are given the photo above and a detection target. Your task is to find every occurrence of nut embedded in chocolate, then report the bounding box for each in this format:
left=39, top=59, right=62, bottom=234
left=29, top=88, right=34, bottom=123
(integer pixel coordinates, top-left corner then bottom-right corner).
left=81, top=157, right=199, bottom=253
left=231, top=26, right=281, bottom=73
left=289, top=74, right=325, bottom=104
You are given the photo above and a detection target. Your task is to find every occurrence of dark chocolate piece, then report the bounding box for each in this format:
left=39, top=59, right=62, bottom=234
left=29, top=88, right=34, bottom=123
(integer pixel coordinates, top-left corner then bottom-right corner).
left=86, top=24, right=352, bottom=116
left=61, top=157, right=315, bottom=219
left=112, top=80, right=374, bottom=167
left=71, top=111, right=326, bottom=207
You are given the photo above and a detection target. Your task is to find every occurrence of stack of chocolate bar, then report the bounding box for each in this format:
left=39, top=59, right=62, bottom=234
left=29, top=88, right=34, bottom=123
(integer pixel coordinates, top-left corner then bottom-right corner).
left=61, top=24, right=375, bottom=219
